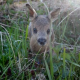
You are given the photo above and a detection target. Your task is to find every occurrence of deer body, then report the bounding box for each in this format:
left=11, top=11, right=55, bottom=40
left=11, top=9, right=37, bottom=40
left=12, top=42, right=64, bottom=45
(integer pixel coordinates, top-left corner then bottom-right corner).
left=26, top=4, right=60, bottom=54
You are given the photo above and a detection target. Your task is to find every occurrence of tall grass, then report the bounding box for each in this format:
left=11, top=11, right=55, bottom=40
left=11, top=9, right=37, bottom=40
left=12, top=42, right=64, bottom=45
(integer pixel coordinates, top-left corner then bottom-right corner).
left=0, top=1, right=80, bottom=80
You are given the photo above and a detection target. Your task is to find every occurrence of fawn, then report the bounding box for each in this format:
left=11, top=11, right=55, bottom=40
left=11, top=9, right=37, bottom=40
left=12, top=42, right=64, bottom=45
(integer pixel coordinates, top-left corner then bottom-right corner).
left=26, top=4, right=60, bottom=54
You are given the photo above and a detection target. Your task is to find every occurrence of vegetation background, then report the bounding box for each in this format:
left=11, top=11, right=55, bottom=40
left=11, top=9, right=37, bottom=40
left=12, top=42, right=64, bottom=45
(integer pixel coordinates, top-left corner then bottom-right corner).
left=0, top=0, right=80, bottom=80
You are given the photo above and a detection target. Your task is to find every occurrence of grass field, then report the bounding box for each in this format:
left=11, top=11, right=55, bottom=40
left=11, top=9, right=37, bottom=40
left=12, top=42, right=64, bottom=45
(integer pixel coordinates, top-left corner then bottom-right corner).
left=0, top=1, right=80, bottom=80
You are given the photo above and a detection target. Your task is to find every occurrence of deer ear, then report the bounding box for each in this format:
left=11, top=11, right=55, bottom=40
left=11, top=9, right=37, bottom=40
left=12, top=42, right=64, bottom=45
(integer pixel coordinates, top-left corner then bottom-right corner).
left=26, top=4, right=37, bottom=21
left=48, top=8, right=60, bottom=22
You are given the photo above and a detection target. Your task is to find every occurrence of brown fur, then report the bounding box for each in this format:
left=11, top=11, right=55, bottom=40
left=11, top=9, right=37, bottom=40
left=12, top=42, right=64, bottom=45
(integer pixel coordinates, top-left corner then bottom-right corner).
left=26, top=4, right=60, bottom=54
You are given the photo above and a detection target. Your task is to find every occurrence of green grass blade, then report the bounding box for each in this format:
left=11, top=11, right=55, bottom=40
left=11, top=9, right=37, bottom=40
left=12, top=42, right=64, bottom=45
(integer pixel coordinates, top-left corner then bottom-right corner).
left=50, top=49, right=54, bottom=80
left=26, top=25, right=28, bottom=39
left=44, top=58, right=52, bottom=80
left=63, top=48, right=66, bottom=71
left=70, top=61, right=80, bottom=67
left=79, top=53, right=80, bottom=61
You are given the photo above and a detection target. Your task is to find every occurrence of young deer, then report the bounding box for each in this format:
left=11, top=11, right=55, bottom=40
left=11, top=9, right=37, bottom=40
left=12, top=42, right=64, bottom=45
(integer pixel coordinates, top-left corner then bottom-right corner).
left=26, top=4, right=60, bottom=54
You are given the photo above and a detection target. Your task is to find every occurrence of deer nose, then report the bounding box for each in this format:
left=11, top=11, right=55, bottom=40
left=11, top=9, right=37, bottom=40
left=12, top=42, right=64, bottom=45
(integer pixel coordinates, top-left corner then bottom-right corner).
left=38, top=38, right=46, bottom=45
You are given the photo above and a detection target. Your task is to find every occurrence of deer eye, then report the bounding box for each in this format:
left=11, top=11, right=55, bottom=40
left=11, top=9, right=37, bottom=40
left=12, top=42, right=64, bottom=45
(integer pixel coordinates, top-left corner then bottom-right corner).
left=47, top=29, right=50, bottom=34
left=33, top=28, right=37, bottom=34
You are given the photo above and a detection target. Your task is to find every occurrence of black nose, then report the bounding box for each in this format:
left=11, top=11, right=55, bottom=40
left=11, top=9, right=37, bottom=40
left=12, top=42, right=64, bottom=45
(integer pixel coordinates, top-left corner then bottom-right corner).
left=38, top=38, right=46, bottom=45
